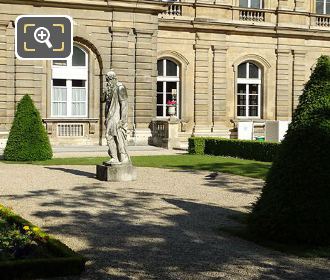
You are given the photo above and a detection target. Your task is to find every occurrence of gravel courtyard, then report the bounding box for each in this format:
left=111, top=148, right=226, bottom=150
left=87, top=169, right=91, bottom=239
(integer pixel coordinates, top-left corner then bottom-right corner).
left=0, top=163, right=329, bottom=280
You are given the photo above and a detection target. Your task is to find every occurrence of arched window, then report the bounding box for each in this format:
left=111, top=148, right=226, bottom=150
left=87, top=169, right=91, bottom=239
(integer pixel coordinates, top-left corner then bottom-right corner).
left=157, top=59, right=180, bottom=117
left=236, top=62, right=261, bottom=118
left=51, top=45, right=88, bottom=117
left=316, top=0, right=330, bottom=14
left=239, top=0, right=263, bottom=9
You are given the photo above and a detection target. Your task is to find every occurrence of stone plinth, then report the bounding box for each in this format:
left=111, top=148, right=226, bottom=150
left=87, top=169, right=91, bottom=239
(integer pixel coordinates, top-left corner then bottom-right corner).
left=96, top=163, right=137, bottom=182
left=167, top=116, right=180, bottom=149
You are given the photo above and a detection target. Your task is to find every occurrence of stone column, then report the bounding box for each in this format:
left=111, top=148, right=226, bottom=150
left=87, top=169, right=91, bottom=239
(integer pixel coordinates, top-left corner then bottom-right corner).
left=276, top=49, right=292, bottom=120
left=292, top=50, right=306, bottom=111
left=212, top=46, right=228, bottom=134
left=193, top=44, right=212, bottom=135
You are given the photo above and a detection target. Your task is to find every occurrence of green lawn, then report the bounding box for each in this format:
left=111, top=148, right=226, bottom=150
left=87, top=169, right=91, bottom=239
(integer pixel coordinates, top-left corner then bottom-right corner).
left=1, top=155, right=271, bottom=179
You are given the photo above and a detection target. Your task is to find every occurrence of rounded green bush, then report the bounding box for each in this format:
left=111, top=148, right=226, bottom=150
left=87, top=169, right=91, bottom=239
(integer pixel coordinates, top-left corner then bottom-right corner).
left=4, top=95, right=52, bottom=161
left=248, top=56, right=330, bottom=245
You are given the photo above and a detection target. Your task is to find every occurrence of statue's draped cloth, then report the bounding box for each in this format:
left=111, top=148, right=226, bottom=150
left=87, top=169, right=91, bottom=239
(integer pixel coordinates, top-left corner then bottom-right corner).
left=105, top=85, right=121, bottom=137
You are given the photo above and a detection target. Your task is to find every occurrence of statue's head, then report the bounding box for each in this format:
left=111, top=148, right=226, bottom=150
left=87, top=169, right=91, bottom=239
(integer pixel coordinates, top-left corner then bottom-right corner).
left=106, top=69, right=117, bottom=83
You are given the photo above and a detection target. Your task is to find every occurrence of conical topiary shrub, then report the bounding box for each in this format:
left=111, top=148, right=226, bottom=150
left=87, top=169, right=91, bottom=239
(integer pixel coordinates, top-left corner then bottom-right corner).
left=4, top=95, right=52, bottom=161
left=248, top=55, right=330, bottom=245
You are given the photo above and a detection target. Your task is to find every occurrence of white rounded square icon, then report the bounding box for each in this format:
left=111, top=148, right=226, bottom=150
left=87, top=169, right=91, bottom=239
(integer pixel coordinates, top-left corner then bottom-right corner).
left=15, top=15, right=73, bottom=60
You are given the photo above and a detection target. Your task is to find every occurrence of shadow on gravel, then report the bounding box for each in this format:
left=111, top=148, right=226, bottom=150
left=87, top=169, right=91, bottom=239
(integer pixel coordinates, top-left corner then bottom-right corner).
left=45, top=167, right=96, bottom=178
left=166, top=168, right=263, bottom=195
left=203, top=172, right=263, bottom=195
left=167, top=162, right=269, bottom=180
left=2, top=184, right=330, bottom=280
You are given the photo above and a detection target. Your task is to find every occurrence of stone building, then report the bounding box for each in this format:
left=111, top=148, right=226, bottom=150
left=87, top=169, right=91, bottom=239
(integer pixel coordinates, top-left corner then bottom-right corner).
left=0, top=0, right=330, bottom=148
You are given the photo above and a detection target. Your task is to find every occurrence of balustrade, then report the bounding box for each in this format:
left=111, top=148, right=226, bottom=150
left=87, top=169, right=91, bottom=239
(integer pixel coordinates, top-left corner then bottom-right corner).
left=161, top=2, right=182, bottom=16
left=316, top=16, right=330, bottom=27
left=151, top=120, right=169, bottom=140
left=239, top=9, right=265, bottom=22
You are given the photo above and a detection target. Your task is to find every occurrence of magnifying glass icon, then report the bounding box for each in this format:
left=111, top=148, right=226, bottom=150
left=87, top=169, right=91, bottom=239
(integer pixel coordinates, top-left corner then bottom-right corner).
left=34, top=27, right=53, bottom=49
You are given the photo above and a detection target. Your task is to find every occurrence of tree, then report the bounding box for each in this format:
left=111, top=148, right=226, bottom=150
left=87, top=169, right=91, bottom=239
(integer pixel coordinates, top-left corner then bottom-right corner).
left=248, top=56, right=330, bottom=245
left=4, top=95, right=52, bottom=161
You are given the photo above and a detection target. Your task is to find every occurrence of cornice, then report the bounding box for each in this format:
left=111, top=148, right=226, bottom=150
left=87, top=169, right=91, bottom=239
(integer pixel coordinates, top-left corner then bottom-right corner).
left=275, top=49, right=291, bottom=55
left=212, top=46, right=228, bottom=53
left=193, top=44, right=210, bottom=50
left=292, top=50, right=307, bottom=56
left=109, top=26, right=132, bottom=34
left=0, top=20, right=8, bottom=27
left=159, top=18, right=330, bottom=41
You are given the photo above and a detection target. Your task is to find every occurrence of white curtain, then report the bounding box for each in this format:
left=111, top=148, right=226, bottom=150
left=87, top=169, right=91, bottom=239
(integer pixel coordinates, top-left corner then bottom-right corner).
left=52, top=87, right=67, bottom=116
left=72, top=88, right=86, bottom=116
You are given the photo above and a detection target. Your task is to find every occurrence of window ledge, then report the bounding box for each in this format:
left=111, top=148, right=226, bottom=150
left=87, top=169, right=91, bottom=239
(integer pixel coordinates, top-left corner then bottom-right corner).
left=231, top=118, right=265, bottom=122
left=43, top=118, right=98, bottom=123
left=152, top=117, right=182, bottom=122
left=231, top=118, right=266, bottom=127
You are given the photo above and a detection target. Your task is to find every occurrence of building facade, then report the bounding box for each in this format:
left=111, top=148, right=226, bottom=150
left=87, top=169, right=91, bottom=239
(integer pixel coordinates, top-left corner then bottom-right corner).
left=0, top=0, right=330, bottom=148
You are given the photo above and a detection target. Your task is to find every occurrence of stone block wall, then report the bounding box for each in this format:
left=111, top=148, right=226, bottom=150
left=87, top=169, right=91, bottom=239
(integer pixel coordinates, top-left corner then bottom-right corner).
left=1, top=0, right=330, bottom=147
left=0, top=0, right=165, bottom=146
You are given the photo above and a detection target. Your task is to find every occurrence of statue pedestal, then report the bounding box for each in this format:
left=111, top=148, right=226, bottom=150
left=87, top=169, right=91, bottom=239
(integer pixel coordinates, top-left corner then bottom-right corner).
left=96, top=163, right=137, bottom=182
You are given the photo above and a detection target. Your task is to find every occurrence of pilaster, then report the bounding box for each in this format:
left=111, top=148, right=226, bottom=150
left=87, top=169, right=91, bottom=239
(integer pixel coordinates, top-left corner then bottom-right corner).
left=6, top=20, right=15, bottom=129
left=109, top=27, right=136, bottom=135
left=0, top=21, right=6, bottom=129
left=295, top=0, right=305, bottom=12
left=32, top=61, right=44, bottom=113
left=193, top=44, right=212, bottom=134
left=126, top=29, right=137, bottom=131
left=109, top=27, right=131, bottom=84
left=292, top=50, right=306, bottom=111
left=212, top=46, right=228, bottom=132
left=276, top=49, right=292, bottom=120
left=278, top=0, right=289, bottom=10
left=134, top=29, right=155, bottom=128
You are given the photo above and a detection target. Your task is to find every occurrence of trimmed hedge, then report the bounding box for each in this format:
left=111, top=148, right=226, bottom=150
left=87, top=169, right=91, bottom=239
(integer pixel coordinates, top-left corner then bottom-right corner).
left=0, top=205, right=86, bottom=279
left=248, top=55, right=330, bottom=245
left=4, top=95, right=52, bottom=161
left=188, top=137, right=205, bottom=155
left=188, top=137, right=280, bottom=162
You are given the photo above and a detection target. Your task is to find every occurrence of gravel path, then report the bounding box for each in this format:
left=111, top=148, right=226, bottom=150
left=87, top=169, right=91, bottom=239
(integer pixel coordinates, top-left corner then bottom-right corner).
left=0, top=163, right=329, bottom=280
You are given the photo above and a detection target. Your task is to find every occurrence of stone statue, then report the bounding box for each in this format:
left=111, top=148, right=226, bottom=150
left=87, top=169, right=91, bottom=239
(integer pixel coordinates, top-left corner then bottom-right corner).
left=101, top=70, right=130, bottom=165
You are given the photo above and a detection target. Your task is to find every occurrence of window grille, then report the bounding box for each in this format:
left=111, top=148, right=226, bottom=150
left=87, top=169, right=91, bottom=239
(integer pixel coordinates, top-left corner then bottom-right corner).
left=57, top=124, right=84, bottom=137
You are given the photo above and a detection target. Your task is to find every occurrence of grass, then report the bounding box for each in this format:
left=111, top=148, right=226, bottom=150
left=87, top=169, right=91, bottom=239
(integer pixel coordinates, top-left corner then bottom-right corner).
left=0, top=155, right=271, bottom=179
left=219, top=213, right=330, bottom=259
